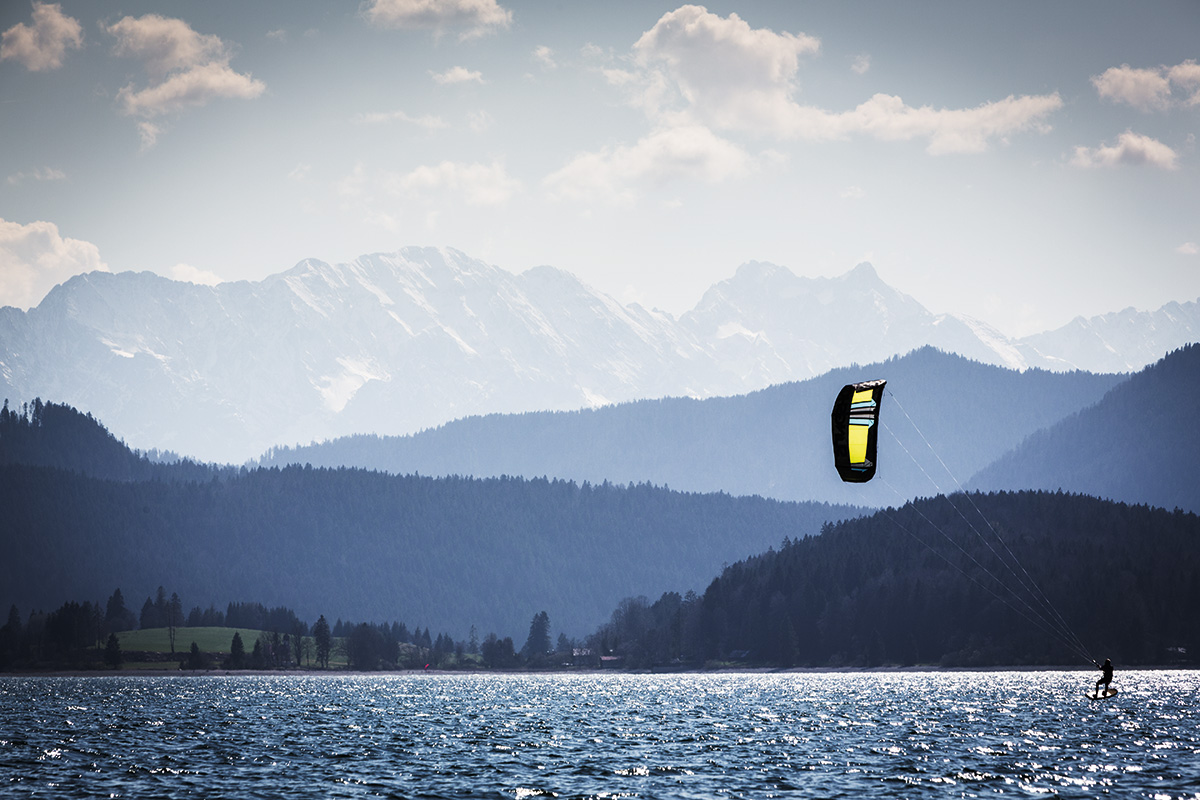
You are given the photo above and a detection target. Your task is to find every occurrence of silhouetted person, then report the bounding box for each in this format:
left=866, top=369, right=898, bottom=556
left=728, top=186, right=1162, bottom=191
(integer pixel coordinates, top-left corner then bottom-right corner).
left=1095, top=658, right=1113, bottom=695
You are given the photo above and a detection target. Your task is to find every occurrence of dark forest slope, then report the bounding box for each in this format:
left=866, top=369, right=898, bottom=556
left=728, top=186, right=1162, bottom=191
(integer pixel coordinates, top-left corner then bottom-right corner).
left=0, top=460, right=862, bottom=640
left=970, top=344, right=1200, bottom=512
left=592, top=491, right=1200, bottom=668
left=0, top=398, right=232, bottom=482
left=260, top=348, right=1124, bottom=507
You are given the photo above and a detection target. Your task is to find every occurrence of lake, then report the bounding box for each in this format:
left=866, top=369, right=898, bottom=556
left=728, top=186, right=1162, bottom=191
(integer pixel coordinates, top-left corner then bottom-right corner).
left=1, top=671, right=1197, bottom=798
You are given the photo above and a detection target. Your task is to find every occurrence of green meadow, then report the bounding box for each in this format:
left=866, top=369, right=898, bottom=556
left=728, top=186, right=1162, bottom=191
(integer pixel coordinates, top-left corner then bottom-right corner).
left=117, top=627, right=266, bottom=654
left=114, top=627, right=349, bottom=669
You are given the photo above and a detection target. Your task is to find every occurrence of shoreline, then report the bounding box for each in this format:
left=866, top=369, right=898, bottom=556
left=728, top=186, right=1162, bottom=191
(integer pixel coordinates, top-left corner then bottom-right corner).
left=5, top=664, right=1194, bottom=678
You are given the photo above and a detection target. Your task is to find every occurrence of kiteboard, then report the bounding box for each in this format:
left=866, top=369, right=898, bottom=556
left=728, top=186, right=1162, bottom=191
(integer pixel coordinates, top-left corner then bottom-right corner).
left=1086, top=687, right=1118, bottom=700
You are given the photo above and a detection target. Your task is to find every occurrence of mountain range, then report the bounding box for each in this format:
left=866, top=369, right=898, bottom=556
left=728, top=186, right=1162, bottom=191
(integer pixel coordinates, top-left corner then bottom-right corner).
left=260, top=347, right=1127, bottom=508
left=3, top=246, right=1198, bottom=463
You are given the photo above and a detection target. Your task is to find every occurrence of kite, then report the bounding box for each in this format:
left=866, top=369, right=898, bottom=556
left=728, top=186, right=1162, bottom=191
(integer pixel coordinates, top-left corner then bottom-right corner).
left=831, top=379, right=886, bottom=483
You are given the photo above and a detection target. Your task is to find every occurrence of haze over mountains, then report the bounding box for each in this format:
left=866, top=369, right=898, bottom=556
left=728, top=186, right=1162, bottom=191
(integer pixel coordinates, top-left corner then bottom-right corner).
left=261, top=347, right=1126, bottom=508
left=2, top=246, right=1199, bottom=463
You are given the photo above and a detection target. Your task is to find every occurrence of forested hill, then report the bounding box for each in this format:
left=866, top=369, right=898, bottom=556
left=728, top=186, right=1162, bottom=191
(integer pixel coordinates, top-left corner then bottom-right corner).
left=258, top=347, right=1124, bottom=507
left=0, top=460, right=864, bottom=639
left=969, top=344, right=1200, bottom=513
left=591, top=491, right=1200, bottom=668
left=0, top=399, right=233, bottom=483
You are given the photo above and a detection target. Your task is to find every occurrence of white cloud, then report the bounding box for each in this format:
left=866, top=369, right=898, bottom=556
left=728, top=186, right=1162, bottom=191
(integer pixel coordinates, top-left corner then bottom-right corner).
left=1168, top=60, right=1200, bottom=106
left=431, top=65, right=484, bottom=85
left=362, top=0, right=512, bottom=39
left=136, top=120, right=164, bottom=150
left=106, top=13, right=225, bottom=77
left=105, top=14, right=264, bottom=143
left=0, top=2, right=82, bottom=71
left=1071, top=130, right=1179, bottom=170
left=839, top=185, right=865, bottom=200
left=1093, top=60, right=1200, bottom=110
left=397, top=160, right=520, bottom=205
left=851, top=54, right=871, bottom=75
left=351, top=109, right=447, bottom=129
left=1092, top=64, right=1172, bottom=112
left=626, top=6, right=1060, bottom=154
left=543, top=125, right=754, bottom=204
left=116, top=61, right=266, bottom=118
left=6, top=166, right=66, bottom=185
left=1176, top=242, right=1198, bottom=256
left=170, top=263, right=222, bottom=286
left=801, top=92, right=1064, bottom=155
left=632, top=5, right=820, bottom=130
left=0, top=218, right=108, bottom=310
left=533, top=45, right=556, bottom=70
left=288, top=163, right=311, bottom=182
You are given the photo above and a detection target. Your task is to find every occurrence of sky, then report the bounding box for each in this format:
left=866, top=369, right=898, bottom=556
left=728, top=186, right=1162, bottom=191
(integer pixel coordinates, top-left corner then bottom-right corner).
left=1, top=0, right=1197, bottom=337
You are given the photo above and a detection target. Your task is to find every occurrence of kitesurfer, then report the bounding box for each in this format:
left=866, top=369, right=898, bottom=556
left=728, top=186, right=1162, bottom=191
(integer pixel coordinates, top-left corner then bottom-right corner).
left=1094, top=658, right=1113, bottom=695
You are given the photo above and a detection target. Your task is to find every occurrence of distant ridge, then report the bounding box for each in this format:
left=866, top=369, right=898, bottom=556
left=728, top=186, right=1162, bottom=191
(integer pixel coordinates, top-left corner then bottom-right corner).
left=260, top=347, right=1126, bottom=508
left=969, top=344, right=1200, bottom=512
left=2, top=245, right=1195, bottom=462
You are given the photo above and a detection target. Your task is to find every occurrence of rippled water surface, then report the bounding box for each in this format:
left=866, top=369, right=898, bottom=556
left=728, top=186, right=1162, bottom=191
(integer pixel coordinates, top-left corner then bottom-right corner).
left=2, top=671, right=1198, bottom=798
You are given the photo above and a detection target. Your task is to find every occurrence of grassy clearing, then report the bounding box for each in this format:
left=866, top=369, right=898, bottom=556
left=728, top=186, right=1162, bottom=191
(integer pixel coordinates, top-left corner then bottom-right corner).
left=114, top=627, right=350, bottom=668
left=117, top=627, right=267, bottom=654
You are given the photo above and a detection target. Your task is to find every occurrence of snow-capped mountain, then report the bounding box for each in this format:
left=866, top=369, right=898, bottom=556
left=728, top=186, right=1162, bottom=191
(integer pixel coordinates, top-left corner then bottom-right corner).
left=1, top=246, right=1195, bottom=463
left=1013, top=302, right=1200, bottom=373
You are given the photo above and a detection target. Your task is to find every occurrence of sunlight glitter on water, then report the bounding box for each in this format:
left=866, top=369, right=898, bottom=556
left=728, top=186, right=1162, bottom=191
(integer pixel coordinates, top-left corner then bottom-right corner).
left=0, top=671, right=1197, bottom=799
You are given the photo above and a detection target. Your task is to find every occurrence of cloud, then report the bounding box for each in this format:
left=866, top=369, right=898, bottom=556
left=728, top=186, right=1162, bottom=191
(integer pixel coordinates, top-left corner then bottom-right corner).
left=431, top=65, right=484, bottom=85
left=631, top=5, right=820, bottom=130
left=1176, top=242, right=1198, bottom=256
left=170, top=263, right=222, bottom=286
left=1093, top=60, right=1200, bottom=110
left=1070, top=130, right=1179, bottom=170
left=800, top=92, right=1064, bottom=155
left=839, top=185, right=865, bottom=200
left=105, top=14, right=264, bottom=143
left=1168, top=60, right=1200, bottom=106
left=0, top=2, right=82, bottom=71
left=136, top=121, right=163, bottom=150
left=116, top=61, right=266, bottom=118
left=396, top=160, right=520, bottom=205
left=351, top=109, right=448, bottom=129
left=533, top=45, right=556, bottom=70
left=106, top=13, right=225, bottom=77
left=543, top=125, right=754, bottom=204
left=1092, top=64, right=1172, bottom=112
left=0, top=218, right=108, bottom=310
left=362, top=0, right=512, bottom=39
left=6, top=166, right=66, bottom=185
left=625, top=6, right=1060, bottom=154
left=851, top=54, right=871, bottom=75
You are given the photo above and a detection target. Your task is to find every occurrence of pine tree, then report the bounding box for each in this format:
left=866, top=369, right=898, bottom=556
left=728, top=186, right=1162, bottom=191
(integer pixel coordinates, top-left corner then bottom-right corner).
left=227, top=631, right=246, bottom=669
left=313, top=615, right=331, bottom=669
left=522, top=611, right=551, bottom=663
left=104, top=633, right=123, bottom=669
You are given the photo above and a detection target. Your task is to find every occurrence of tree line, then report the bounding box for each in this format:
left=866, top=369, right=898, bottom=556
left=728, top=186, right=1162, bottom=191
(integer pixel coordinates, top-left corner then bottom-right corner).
left=579, top=490, right=1200, bottom=669
left=0, top=584, right=573, bottom=673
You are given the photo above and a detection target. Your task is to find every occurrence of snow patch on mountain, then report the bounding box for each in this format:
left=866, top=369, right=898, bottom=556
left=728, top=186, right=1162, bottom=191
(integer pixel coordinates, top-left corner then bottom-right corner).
left=2, top=247, right=1196, bottom=462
